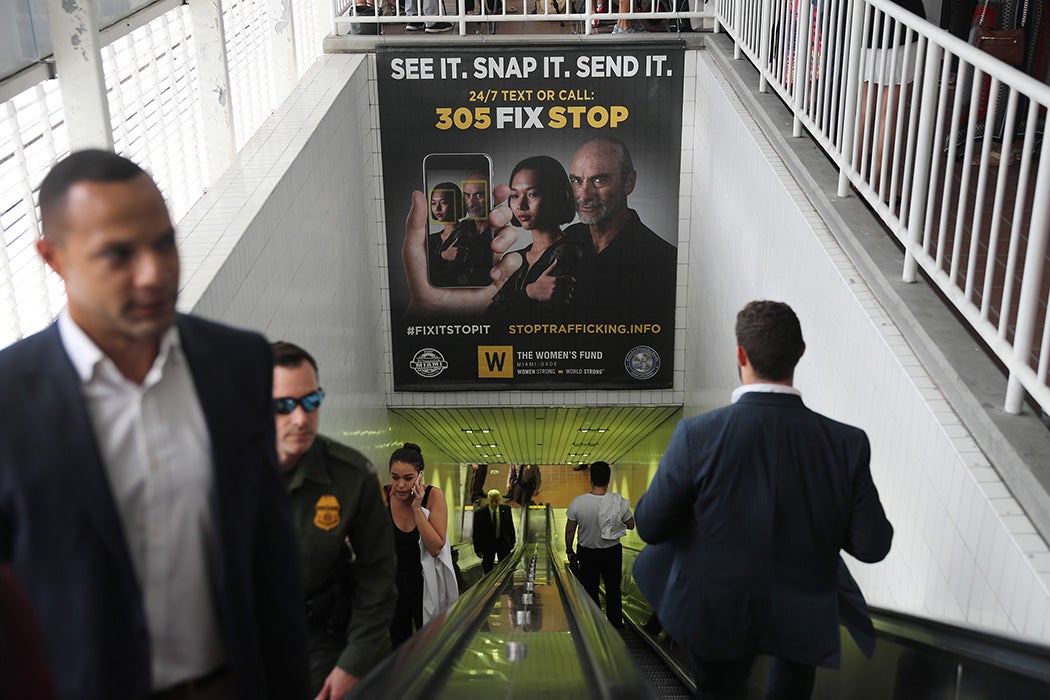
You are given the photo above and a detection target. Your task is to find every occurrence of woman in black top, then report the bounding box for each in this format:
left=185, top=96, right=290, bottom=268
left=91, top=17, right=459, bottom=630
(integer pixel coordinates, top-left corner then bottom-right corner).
left=490, top=155, right=586, bottom=319
left=387, top=443, right=448, bottom=647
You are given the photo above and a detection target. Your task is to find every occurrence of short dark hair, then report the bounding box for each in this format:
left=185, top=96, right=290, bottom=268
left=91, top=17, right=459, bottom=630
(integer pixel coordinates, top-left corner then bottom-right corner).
left=39, top=150, right=149, bottom=241
left=579, top=136, right=634, bottom=179
left=508, top=155, right=575, bottom=226
left=590, top=461, right=611, bottom=487
left=272, top=341, right=319, bottom=375
left=735, top=301, right=805, bottom=381
left=390, top=442, right=424, bottom=472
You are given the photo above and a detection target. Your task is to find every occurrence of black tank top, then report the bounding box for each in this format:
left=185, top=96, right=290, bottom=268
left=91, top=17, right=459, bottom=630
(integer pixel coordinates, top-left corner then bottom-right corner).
left=393, top=485, right=432, bottom=577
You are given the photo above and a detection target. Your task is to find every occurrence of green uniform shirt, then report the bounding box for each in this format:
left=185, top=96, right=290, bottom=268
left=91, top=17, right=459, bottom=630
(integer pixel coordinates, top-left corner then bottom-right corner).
left=285, top=435, right=397, bottom=682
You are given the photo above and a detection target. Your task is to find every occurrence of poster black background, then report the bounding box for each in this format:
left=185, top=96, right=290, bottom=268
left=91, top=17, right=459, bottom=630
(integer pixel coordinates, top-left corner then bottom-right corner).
left=378, top=43, right=684, bottom=390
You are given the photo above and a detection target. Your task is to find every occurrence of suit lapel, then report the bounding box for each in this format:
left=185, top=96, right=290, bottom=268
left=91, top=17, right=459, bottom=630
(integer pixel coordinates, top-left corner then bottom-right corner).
left=31, top=325, right=138, bottom=584
left=175, top=317, right=232, bottom=556
left=176, top=316, right=256, bottom=600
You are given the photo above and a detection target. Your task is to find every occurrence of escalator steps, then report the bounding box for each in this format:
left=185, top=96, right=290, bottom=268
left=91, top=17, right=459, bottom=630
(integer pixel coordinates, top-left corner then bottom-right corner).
left=618, top=627, right=693, bottom=698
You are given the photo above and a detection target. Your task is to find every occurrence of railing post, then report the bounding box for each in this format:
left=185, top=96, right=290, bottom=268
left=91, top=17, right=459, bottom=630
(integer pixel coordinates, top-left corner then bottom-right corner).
left=792, top=0, right=811, bottom=136
left=269, top=0, right=298, bottom=104
left=902, top=38, right=940, bottom=283
left=1004, top=133, right=1050, bottom=414
left=758, top=0, right=771, bottom=93
left=324, top=0, right=338, bottom=37
left=44, top=0, right=113, bottom=151
left=189, top=0, right=236, bottom=182
left=732, top=0, right=743, bottom=58
left=836, top=0, right=865, bottom=197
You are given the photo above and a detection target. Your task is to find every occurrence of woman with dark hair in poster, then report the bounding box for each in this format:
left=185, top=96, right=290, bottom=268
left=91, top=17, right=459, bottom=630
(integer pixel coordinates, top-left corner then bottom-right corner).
left=489, top=155, right=587, bottom=320
left=427, top=182, right=469, bottom=288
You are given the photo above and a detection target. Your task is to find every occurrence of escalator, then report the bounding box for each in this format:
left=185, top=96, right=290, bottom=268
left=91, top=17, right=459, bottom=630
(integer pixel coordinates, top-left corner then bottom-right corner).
left=350, top=507, right=1050, bottom=698
left=350, top=505, right=658, bottom=698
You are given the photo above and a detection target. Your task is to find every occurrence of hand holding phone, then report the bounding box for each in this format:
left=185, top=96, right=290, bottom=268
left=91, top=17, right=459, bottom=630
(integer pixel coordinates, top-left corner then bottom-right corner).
left=424, top=153, right=495, bottom=288
left=402, top=186, right=522, bottom=318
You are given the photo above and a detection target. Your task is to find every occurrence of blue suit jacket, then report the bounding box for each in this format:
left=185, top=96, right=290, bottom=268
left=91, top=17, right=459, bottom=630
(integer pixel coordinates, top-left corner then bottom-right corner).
left=633, top=392, right=892, bottom=668
left=0, top=315, right=310, bottom=700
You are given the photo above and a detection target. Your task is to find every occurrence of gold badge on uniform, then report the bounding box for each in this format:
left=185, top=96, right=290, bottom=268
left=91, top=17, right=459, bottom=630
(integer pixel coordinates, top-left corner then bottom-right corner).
left=314, top=495, right=341, bottom=531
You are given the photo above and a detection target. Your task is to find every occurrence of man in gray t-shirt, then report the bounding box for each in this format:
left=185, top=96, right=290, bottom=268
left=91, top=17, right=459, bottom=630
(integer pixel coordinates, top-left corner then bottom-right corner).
left=565, top=461, right=635, bottom=628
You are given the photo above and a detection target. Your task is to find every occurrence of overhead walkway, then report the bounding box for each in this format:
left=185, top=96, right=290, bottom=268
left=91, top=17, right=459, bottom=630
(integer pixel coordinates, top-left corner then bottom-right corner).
left=353, top=506, right=1050, bottom=698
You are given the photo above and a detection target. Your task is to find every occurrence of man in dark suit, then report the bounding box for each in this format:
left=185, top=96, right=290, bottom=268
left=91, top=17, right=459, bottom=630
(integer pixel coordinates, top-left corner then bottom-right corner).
left=634, top=300, right=893, bottom=700
left=0, top=150, right=310, bottom=699
left=0, top=564, right=57, bottom=699
left=473, top=489, right=515, bottom=573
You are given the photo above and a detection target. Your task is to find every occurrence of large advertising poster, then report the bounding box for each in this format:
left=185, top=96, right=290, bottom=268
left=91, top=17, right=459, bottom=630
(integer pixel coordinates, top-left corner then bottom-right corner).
left=378, top=43, right=683, bottom=391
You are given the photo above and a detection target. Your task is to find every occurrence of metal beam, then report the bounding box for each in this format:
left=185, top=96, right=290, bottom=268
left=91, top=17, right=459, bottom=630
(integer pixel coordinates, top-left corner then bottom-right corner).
left=269, top=0, right=298, bottom=104
left=188, top=0, right=236, bottom=182
left=44, top=0, right=114, bottom=151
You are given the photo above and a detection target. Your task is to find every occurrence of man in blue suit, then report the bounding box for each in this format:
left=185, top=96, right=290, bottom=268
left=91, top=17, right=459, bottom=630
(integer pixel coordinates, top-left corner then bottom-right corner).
left=634, top=300, right=893, bottom=700
left=0, top=150, right=310, bottom=699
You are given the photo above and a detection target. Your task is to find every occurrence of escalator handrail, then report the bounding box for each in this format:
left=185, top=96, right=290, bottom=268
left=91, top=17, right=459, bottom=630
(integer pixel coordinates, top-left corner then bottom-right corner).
left=546, top=505, right=656, bottom=700
left=621, top=544, right=1050, bottom=684
left=347, top=507, right=530, bottom=699
left=868, top=605, right=1050, bottom=683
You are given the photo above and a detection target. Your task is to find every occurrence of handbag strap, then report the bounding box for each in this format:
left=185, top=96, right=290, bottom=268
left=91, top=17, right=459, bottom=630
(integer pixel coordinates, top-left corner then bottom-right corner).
left=980, top=0, right=1031, bottom=30
left=978, top=0, right=992, bottom=29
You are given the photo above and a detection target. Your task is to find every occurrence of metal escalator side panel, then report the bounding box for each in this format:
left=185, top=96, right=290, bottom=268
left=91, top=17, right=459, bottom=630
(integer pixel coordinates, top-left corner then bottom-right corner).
left=545, top=505, right=658, bottom=700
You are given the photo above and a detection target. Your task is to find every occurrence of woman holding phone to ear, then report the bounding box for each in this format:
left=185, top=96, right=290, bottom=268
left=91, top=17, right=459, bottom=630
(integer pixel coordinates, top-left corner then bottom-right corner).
left=388, top=442, right=455, bottom=647
left=490, top=155, right=587, bottom=319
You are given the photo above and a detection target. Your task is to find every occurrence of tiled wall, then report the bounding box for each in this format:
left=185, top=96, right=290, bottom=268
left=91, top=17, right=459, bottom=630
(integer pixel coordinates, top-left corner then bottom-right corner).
left=686, top=51, right=1050, bottom=642
left=176, top=53, right=453, bottom=471
left=174, top=46, right=1050, bottom=645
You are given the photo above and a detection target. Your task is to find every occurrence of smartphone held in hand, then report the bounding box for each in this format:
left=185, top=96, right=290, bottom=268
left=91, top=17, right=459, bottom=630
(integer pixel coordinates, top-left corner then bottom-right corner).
left=422, top=153, right=495, bottom=288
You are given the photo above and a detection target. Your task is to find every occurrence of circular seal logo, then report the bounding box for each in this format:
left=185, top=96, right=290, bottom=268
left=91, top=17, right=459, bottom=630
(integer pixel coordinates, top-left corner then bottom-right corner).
left=410, top=348, right=448, bottom=378
left=624, top=346, right=661, bottom=380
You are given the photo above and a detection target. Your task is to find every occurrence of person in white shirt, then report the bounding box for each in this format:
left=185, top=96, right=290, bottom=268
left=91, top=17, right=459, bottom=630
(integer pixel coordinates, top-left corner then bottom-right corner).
left=565, top=461, right=635, bottom=628
left=0, top=149, right=309, bottom=699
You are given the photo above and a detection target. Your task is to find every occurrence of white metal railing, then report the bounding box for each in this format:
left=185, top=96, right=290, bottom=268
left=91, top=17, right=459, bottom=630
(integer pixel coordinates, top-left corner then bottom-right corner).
left=716, top=0, right=1050, bottom=417
left=0, top=0, right=330, bottom=351
left=331, top=0, right=714, bottom=35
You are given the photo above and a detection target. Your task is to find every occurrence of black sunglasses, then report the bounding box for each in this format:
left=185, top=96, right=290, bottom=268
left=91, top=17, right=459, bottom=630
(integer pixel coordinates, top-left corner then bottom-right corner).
left=273, top=389, right=325, bottom=415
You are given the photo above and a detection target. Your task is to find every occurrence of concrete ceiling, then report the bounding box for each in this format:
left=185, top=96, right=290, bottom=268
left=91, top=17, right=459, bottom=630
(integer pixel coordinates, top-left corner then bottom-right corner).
left=391, top=406, right=681, bottom=465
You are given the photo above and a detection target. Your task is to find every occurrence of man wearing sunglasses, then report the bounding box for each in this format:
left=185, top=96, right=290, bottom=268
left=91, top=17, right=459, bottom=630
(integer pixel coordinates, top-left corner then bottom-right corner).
left=272, top=341, right=397, bottom=700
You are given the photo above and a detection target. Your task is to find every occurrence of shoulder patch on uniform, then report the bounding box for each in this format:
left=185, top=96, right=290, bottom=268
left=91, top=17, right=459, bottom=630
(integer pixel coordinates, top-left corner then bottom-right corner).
left=314, top=494, right=341, bottom=531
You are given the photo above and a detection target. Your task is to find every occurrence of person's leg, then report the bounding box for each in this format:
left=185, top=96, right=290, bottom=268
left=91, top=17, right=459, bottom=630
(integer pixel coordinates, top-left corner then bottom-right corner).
left=765, top=658, right=816, bottom=700
left=691, top=655, right=755, bottom=700
left=470, top=467, right=486, bottom=503
left=856, top=78, right=873, bottom=176
left=576, top=546, right=602, bottom=605
left=482, top=550, right=495, bottom=573
left=874, top=84, right=903, bottom=196
left=390, top=574, right=416, bottom=647
left=410, top=573, right=424, bottom=631
left=599, top=544, right=624, bottom=627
